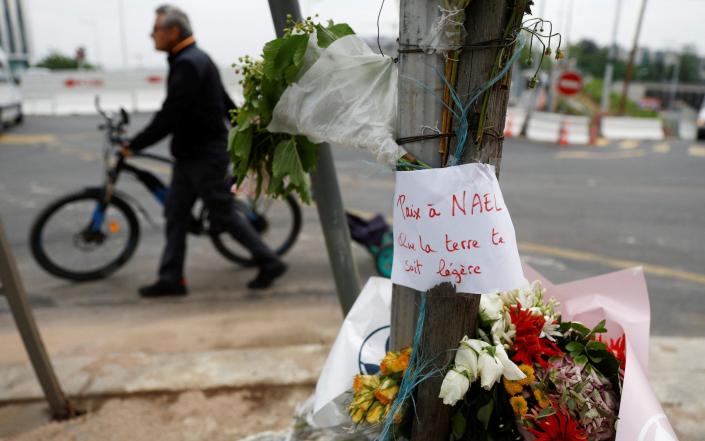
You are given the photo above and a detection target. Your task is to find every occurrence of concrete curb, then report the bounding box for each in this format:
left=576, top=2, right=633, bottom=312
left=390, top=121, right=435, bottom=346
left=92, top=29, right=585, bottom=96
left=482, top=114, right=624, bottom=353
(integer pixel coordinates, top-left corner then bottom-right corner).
left=0, top=344, right=327, bottom=402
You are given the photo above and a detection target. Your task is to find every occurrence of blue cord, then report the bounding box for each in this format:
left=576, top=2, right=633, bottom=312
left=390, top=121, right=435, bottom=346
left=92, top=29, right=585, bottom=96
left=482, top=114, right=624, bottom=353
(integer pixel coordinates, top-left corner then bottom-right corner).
left=377, top=293, right=435, bottom=440
left=395, top=35, right=527, bottom=170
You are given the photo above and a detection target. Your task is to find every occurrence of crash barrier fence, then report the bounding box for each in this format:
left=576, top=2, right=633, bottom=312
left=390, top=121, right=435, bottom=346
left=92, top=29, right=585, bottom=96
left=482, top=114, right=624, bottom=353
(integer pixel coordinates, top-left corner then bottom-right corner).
left=504, top=108, right=684, bottom=144
left=20, top=69, right=242, bottom=115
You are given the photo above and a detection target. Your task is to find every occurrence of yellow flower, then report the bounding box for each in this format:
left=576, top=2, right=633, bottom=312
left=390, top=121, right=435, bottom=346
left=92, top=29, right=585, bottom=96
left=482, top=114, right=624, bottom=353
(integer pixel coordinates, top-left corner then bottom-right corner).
left=366, top=402, right=385, bottom=424
left=503, top=377, right=524, bottom=396
left=350, top=405, right=366, bottom=424
left=374, top=379, right=400, bottom=405
left=510, top=396, right=529, bottom=416
left=533, top=388, right=550, bottom=408
left=355, top=374, right=380, bottom=392
left=380, top=347, right=411, bottom=375
left=348, top=395, right=373, bottom=424
left=517, top=364, right=535, bottom=386
left=353, top=374, right=363, bottom=393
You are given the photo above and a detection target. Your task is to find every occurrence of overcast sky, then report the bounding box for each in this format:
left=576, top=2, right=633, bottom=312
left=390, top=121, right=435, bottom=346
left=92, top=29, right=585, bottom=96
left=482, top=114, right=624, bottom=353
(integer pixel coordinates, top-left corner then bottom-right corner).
left=24, top=0, right=705, bottom=70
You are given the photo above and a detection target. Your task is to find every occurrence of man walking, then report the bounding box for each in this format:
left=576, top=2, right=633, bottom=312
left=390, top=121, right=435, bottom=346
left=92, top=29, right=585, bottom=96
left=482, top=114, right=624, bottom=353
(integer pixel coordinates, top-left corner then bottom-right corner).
left=123, top=5, right=286, bottom=297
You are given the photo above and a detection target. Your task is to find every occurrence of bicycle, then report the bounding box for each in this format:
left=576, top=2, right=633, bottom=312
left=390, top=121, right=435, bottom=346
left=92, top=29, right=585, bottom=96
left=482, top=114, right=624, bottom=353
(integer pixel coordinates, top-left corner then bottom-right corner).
left=29, top=98, right=302, bottom=282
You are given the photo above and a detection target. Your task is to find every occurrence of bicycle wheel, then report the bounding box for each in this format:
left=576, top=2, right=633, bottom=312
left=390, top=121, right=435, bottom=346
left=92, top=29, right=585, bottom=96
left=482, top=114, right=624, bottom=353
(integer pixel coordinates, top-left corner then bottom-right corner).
left=30, top=188, right=140, bottom=281
left=210, top=194, right=302, bottom=266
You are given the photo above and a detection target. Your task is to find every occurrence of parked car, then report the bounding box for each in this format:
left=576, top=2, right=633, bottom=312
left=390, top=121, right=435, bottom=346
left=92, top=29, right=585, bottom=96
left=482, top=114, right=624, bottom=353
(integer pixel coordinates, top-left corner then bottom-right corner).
left=0, top=48, right=23, bottom=130
left=698, top=97, right=705, bottom=140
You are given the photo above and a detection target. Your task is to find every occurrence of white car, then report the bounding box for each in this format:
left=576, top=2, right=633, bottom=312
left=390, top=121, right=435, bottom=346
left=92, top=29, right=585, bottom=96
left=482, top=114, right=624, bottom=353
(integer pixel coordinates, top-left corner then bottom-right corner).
left=698, top=98, right=705, bottom=140
left=0, top=48, right=22, bottom=130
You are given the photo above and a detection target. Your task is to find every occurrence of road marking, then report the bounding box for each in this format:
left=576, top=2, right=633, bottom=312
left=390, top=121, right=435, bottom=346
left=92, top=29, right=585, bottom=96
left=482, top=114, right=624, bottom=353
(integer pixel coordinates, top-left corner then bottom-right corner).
left=519, top=241, right=705, bottom=287
left=618, top=139, right=640, bottom=149
left=595, top=138, right=610, bottom=148
left=653, top=143, right=671, bottom=153
left=556, top=149, right=645, bottom=160
left=0, top=134, right=56, bottom=145
left=688, top=145, right=705, bottom=157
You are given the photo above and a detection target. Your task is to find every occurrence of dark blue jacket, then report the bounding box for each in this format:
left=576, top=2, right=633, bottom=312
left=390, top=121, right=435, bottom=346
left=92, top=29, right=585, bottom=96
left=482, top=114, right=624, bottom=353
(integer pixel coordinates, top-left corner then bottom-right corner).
left=130, top=43, right=235, bottom=161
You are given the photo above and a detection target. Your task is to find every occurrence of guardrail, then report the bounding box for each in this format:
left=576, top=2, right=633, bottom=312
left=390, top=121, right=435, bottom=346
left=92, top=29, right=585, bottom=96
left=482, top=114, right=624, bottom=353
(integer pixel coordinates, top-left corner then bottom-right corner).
left=601, top=116, right=664, bottom=140
left=21, top=69, right=242, bottom=115
left=525, top=111, right=590, bottom=144
left=503, top=107, right=527, bottom=138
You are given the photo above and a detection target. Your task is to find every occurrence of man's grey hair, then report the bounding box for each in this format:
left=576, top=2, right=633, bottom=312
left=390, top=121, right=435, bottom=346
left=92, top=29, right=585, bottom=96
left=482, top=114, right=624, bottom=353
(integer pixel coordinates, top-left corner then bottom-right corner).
left=156, top=5, right=193, bottom=38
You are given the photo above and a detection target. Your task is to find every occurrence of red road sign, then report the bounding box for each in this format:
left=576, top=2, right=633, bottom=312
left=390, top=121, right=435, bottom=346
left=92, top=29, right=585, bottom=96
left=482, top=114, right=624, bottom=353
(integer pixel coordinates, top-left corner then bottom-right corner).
left=557, top=71, right=583, bottom=96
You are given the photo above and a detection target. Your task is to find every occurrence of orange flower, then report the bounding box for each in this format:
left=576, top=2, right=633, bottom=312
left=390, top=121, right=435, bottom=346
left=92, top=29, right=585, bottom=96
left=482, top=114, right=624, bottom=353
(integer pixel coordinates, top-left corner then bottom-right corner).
left=353, top=374, right=363, bottom=393
left=374, top=378, right=400, bottom=405
left=380, top=347, right=411, bottom=375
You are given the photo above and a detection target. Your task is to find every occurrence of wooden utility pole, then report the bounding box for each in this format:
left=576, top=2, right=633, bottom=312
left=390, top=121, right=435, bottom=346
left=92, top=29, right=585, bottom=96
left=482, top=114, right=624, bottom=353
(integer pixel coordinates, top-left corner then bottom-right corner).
left=618, top=0, right=648, bottom=115
left=392, top=1, right=527, bottom=439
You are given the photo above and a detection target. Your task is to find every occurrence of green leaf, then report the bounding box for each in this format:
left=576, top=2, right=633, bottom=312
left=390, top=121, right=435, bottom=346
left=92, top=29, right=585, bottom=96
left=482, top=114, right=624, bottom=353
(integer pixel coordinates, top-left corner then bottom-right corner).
left=536, top=405, right=556, bottom=419
left=565, top=341, right=584, bottom=353
left=269, top=34, right=308, bottom=80
left=315, top=22, right=355, bottom=48
left=451, top=412, right=466, bottom=440
left=262, top=37, right=285, bottom=78
left=586, top=340, right=607, bottom=351
left=295, top=136, right=319, bottom=171
left=228, top=127, right=251, bottom=160
left=291, top=34, right=308, bottom=67
left=477, top=400, right=494, bottom=430
left=591, top=319, right=608, bottom=334
left=574, top=354, right=588, bottom=365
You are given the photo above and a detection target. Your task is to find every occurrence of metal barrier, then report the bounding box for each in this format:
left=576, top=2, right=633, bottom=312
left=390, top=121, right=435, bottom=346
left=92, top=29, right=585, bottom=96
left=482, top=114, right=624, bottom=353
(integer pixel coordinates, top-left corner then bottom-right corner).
left=525, top=112, right=590, bottom=144
left=601, top=116, right=664, bottom=140
left=21, top=68, right=242, bottom=115
left=503, top=107, right=527, bottom=138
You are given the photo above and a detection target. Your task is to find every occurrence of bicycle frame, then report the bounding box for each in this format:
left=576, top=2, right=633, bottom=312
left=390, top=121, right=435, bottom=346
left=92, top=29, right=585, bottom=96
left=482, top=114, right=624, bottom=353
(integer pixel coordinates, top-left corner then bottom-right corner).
left=88, top=97, right=261, bottom=238
left=88, top=98, right=177, bottom=235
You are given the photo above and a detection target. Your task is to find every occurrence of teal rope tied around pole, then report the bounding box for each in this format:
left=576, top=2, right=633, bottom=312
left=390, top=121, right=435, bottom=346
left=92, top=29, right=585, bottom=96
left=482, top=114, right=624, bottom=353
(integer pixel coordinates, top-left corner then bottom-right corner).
left=449, top=35, right=527, bottom=166
left=396, top=35, right=527, bottom=170
left=377, top=293, right=436, bottom=441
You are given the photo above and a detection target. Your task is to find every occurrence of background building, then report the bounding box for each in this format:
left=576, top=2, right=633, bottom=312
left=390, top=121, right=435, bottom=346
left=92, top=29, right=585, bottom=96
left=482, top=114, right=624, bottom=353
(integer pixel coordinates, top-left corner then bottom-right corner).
left=0, top=0, right=30, bottom=71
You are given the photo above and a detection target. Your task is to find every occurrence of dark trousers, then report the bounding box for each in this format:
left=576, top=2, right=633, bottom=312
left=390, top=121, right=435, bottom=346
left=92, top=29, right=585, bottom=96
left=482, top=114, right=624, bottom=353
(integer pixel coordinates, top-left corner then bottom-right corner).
left=158, top=159, right=278, bottom=283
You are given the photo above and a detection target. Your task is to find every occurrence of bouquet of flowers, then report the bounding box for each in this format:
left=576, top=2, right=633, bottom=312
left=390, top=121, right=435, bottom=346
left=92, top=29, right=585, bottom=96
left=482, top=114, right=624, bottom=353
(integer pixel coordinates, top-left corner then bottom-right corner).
left=346, top=282, right=626, bottom=440
left=438, top=281, right=625, bottom=440
left=348, top=348, right=410, bottom=426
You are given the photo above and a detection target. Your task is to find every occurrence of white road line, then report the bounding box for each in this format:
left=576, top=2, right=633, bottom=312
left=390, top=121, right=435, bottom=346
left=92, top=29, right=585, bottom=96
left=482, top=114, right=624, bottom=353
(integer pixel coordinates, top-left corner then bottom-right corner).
left=652, top=143, right=671, bottom=153
left=618, top=139, right=640, bottom=149
left=688, top=145, right=705, bottom=157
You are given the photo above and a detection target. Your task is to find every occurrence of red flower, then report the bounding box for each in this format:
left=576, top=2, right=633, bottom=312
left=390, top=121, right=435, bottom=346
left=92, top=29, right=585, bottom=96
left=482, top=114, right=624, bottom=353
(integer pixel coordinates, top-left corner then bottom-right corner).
left=527, top=408, right=588, bottom=441
left=509, top=305, right=562, bottom=368
left=598, top=334, right=627, bottom=370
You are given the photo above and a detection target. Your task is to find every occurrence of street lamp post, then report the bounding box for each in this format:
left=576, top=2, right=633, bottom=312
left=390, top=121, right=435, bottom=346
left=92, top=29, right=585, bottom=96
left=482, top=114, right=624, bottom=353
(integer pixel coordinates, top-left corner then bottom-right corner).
left=618, top=0, right=648, bottom=115
left=600, top=0, right=623, bottom=114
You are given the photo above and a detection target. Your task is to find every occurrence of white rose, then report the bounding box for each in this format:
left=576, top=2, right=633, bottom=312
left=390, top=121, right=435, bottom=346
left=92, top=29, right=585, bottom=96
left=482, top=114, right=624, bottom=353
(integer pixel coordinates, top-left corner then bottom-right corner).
left=480, top=293, right=504, bottom=322
left=439, top=368, right=470, bottom=406
left=495, top=344, right=525, bottom=381
left=478, top=350, right=503, bottom=390
left=455, top=339, right=479, bottom=383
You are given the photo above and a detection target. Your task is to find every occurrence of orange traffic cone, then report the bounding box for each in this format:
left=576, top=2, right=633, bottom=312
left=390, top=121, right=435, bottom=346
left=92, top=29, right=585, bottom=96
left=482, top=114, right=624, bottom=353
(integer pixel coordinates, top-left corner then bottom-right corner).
left=558, top=120, right=570, bottom=146
left=504, top=115, right=513, bottom=138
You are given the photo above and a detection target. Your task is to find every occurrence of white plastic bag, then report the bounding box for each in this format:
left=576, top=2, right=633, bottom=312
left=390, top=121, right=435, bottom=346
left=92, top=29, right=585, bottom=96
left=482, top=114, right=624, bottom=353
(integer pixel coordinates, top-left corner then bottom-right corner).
left=312, top=277, right=392, bottom=428
left=267, top=35, right=404, bottom=165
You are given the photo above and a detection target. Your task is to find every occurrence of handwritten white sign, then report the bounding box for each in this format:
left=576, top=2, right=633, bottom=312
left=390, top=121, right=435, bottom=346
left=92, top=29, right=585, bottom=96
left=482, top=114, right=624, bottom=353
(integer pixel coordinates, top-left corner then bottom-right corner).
left=391, top=163, right=525, bottom=294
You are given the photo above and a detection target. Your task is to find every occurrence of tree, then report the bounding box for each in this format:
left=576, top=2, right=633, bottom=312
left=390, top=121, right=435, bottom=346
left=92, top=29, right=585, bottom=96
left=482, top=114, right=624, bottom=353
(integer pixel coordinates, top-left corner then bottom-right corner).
left=679, top=46, right=702, bottom=83
left=35, top=51, right=95, bottom=70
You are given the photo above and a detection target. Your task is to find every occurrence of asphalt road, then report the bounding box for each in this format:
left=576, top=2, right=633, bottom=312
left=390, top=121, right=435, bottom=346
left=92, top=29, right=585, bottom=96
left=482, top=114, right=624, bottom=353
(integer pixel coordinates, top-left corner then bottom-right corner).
left=0, top=114, right=703, bottom=336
